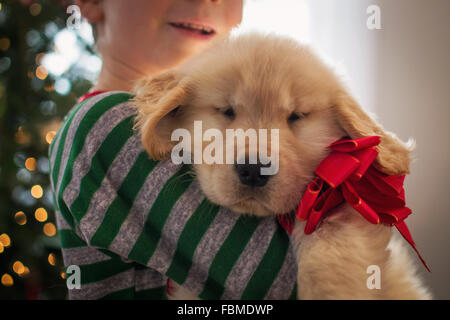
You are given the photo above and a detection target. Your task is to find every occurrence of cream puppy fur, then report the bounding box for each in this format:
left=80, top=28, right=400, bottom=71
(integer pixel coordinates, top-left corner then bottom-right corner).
left=132, top=33, right=431, bottom=299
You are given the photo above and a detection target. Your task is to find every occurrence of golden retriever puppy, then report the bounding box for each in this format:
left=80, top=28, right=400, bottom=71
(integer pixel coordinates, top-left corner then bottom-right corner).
left=132, top=32, right=431, bottom=299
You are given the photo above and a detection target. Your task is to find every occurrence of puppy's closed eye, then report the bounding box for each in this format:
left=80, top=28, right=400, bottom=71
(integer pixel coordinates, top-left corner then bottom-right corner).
left=215, top=106, right=235, bottom=120
left=288, top=111, right=309, bottom=123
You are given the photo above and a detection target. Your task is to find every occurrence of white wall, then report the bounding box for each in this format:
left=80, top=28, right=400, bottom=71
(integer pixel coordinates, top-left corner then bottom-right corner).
left=375, top=0, right=450, bottom=299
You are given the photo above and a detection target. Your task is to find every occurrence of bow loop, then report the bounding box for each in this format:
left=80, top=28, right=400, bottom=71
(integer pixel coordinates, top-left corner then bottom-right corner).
left=278, top=136, right=430, bottom=272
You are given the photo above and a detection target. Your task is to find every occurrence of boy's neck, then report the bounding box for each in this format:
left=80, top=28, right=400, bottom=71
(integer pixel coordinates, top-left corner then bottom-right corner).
left=91, top=55, right=155, bottom=93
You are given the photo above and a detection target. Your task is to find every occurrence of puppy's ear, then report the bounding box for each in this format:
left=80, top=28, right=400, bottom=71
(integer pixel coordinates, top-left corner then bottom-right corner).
left=334, top=91, right=413, bottom=175
left=132, top=70, right=192, bottom=160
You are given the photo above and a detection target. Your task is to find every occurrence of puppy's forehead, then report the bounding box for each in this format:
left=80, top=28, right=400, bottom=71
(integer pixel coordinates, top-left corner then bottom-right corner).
left=186, top=34, right=341, bottom=111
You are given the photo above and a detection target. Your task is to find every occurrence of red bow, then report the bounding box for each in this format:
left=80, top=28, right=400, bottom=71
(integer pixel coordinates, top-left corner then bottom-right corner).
left=278, top=136, right=430, bottom=272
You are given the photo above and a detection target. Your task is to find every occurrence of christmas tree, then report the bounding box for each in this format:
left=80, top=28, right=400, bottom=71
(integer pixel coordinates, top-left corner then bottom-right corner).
left=0, top=0, right=98, bottom=299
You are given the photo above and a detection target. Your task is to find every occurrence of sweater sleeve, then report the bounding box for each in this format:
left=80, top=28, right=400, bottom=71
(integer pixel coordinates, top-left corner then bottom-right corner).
left=49, top=91, right=297, bottom=300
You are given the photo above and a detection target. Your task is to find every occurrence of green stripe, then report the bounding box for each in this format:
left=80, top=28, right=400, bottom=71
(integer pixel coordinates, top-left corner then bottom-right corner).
left=50, top=99, right=91, bottom=226
left=100, top=287, right=135, bottom=300
left=166, top=198, right=220, bottom=284
left=51, top=94, right=109, bottom=190
left=240, top=226, right=291, bottom=299
left=53, top=93, right=132, bottom=227
left=90, top=152, right=159, bottom=247
left=127, top=165, right=194, bottom=265
left=135, top=286, right=168, bottom=300
left=78, top=258, right=134, bottom=284
left=59, top=229, right=87, bottom=248
left=198, top=216, right=260, bottom=300
left=69, top=116, right=136, bottom=222
left=289, top=283, right=298, bottom=300
left=49, top=100, right=84, bottom=157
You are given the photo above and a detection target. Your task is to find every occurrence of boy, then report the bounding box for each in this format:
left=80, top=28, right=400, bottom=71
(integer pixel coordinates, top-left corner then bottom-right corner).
left=49, top=0, right=297, bottom=299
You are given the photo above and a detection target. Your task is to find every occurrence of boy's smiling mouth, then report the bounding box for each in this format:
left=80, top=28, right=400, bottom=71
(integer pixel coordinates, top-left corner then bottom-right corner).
left=169, top=21, right=216, bottom=39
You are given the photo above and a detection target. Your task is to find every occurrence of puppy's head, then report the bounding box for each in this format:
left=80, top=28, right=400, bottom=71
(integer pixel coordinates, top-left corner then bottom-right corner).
left=133, top=33, right=412, bottom=217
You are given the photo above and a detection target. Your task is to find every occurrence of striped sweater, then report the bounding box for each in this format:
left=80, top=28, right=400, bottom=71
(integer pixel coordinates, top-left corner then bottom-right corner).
left=48, top=91, right=298, bottom=300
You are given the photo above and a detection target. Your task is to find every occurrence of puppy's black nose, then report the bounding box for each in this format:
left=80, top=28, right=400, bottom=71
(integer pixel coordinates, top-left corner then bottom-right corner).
left=234, top=162, right=271, bottom=187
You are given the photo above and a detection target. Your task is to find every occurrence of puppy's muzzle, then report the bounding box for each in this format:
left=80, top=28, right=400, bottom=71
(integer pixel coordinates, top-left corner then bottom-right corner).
left=234, top=161, right=272, bottom=187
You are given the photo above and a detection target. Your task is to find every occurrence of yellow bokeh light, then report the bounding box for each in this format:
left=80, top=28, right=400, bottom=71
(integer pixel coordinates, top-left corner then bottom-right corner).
left=1, top=274, right=13, bottom=287
left=0, top=234, right=11, bottom=248
left=14, top=126, right=31, bottom=145
left=45, top=131, right=56, bottom=144
left=60, top=272, right=66, bottom=279
left=0, top=37, right=10, bottom=51
left=29, top=3, right=42, bottom=16
left=18, top=267, right=30, bottom=278
left=35, top=52, right=45, bottom=64
left=44, top=83, right=54, bottom=92
left=14, top=211, right=27, bottom=226
left=48, top=253, right=56, bottom=266
left=31, top=185, right=43, bottom=199
left=35, top=65, right=48, bottom=80
left=35, top=207, right=48, bottom=222
left=25, top=157, right=36, bottom=171
left=43, top=223, right=56, bottom=237
left=12, top=261, right=25, bottom=275
left=0, top=243, right=4, bottom=254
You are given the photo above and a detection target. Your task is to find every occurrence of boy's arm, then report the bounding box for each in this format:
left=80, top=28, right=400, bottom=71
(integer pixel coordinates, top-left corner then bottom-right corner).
left=49, top=92, right=297, bottom=299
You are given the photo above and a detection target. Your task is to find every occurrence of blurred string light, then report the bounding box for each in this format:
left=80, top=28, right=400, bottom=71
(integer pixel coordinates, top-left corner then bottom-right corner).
left=41, top=22, right=101, bottom=86
left=0, top=37, right=10, bottom=51
left=25, top=157, right=36, bottom=171
left=1, top=274, right=13, bottom=287
left=45, top=130, right=56, bottom=144
left=35, top=52, right=45, bottom=64
left=12, top=261, right=25, bottom=275
left=12, top=185, right=36, bottom=207
left=48, top=253, right=56, bottom=266
left=37, top=157, right=50, bottom=174
left=43, top=223, right=56, bottom=237
left=44, top=83, right=54, bottom=92
left=0, top=233, right=11, bottom=248
left=34, top=207, right=48, bottom=222
left=35, top=65, right=48, bottom=80
left=0, top=242, right=4, bottom=254
left=29, top=3, right=41, bottom=16
left=20, top=267, right=30, bottom=278
left=14, top=211, right=27, bottom=226
left=54, top=78, right=70, bottom=95
left=0, top=57, right=11, bottom=73
left=30, top=185, right=43, bottom=199
left=16, top=168, right=32, bottom=184
left=14, top=126, right=31, bottom=145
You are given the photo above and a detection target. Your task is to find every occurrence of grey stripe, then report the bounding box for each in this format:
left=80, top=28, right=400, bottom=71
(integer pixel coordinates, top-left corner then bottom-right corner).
left=54, top=209, right=71, bottom=230
left=264, top=243, right=298, bottom=299
left=181, top=207, right=240, bottom=296
left=108, top=160, right=181, bottom=258
left=135, top=268, right=167, bottom=292
left=147, top=181, right=204, bottom=273
left=54, top=92, right=114, bottom=196
left=63, top=102, right=137, bottom=208
left=77, top=134, right=142, bottom=241
left=69, top=268, right=134, bottom=300
left=61, top=246, right=111, bottom=266
left=221, top=218, right=277, bottom=299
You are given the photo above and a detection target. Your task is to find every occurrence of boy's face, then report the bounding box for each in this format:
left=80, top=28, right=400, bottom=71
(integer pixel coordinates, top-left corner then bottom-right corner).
left=96, top=0, right=243, bottom=75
